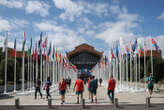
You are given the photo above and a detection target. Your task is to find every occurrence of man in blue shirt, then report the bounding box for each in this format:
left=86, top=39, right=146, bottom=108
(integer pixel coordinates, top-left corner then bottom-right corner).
left=146, top=73, right=154, bottom=98
left=89, top=76, right=98, bottom=103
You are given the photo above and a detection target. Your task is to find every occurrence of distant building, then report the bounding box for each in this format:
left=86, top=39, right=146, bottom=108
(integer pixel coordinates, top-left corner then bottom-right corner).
left=66, top=43, right=103, bottom=70
left=0, top=47, right=28, bottom=59
left=139, top=50, right=162, bottom=58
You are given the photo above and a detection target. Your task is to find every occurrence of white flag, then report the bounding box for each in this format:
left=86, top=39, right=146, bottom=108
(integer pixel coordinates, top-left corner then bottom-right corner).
left=2, top=32, right=8, bottom=52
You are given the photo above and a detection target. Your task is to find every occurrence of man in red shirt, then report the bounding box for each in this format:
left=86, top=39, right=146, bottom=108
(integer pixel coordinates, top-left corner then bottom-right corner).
left=107, top=75, right=116, bottom=103
left=88, top=76, right=91, bottom=99
left=59, top=78, right=67, bottom=104
left=74, top=76, right=84, bottom=104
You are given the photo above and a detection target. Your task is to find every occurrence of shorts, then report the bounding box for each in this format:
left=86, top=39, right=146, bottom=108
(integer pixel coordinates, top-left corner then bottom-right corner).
left=90, top=90, right=97, bottom=95
left=88, top=88, right=91, bottom=92
left=76, top=91, right=83, bottom=95
left=59, top=90, right=65, bottom=95
left=148, top=86, right=154, bottom=91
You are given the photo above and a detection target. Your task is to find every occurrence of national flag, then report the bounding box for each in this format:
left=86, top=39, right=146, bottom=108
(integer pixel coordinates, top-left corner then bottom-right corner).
left=22, top=32, right=26, bottom=52
left=152, top=38, right=159, bottom=51
left=38, top=32, right=42, bottom=48
left=2, top=31, right=8, bottom=52
left=55, top=48, right=58, bottom=62
left=35, top=42, right=38, bottom=62
left=52, top=45, right=55, bottom=60
left=131, top=39, right=137, bottom=52
left=111, top=48, right=115, bottom=59
left=38, top=32, right=42, bottom=54
left=27, top=37, right=32, bottom=56
left=12, top=38, right=16, bottom=57
left=42, top=37, right=47, bottom=48
left=47, top=42, right=51, bottom=56
left=115, top=42, right=119, bottom=58
left=138, top=44, right=144, bottom=56
left=126, top=45, right=129, bottom=53
left=59, top=53, right=62, bottom=64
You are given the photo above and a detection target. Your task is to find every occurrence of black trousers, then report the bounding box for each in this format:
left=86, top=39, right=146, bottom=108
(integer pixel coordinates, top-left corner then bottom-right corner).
left=35, top=88, right=42, bottom=99
left=46, top=89, right=51, bottom=99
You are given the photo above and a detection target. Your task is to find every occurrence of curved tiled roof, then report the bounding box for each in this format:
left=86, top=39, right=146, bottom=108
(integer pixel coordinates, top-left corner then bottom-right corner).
left=66, top=43, right=103, bottom=58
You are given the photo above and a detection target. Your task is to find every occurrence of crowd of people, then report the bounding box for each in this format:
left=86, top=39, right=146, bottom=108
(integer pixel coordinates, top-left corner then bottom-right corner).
left=34, top=73, right=154, bottom=105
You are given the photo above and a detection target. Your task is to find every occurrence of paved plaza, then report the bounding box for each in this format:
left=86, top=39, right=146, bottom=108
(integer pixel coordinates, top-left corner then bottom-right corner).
left=0, top=84, right=164, bottom=109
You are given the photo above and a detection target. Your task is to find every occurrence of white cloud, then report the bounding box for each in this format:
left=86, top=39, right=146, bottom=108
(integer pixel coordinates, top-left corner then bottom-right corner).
left=0, top=0, right=23, bottom=9
left=48, top=33, right=85, bottom=51
left=53, top=0, right=84, bottom=22
left=78, top=28, right=85, bottom=34
left=25, top=1, right=50, bottom=17
left=110, top=5, right=120, bottom=14
left=53, top=0, right=110, bottom=22
left=86, top=30, right=95, bottom=36
left=34, top=20, right=86, bottom=51
left=0, top=18, right=12, bottom=32
left=95, top=7, right=140, bottom=47
left=157, top=12, right=164, bottom=21
left=11, top=19, right=29, bottom=29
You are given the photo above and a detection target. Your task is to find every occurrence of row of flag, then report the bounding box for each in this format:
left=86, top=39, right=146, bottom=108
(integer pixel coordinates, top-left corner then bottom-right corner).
left=2, top=31, right=77, bottom=72
left=110, top=38, right=160, bottom=60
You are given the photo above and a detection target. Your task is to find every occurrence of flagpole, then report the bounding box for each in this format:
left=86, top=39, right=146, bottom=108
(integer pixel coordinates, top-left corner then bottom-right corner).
left=32, top=56, right=34, bottom=88
left=14, top=45, right=16, bottom=92
left=40, top=48, right=43, bottom=87
left=138, top=53, right=140, bottom=84
left=22, top=49, right=25, bottom=93
left=150, top=38, right=153, bottom=76
left=30, top=55, right=32, bottom=92
left=4, top=31, right=8, bottom=94
left=144, top=41, right=146, bottom=87
left=126, top=53, right=128, bottom=88
left=130, top=52, right=132, bottom=87
left=53, top=58, right=55, bottom=85
left=135, top=53, right=138, bottom=90
left=27, top=56, right=29, bottom=90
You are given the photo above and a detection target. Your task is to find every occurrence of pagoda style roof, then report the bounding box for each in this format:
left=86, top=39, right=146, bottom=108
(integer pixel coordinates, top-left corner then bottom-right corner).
left=66, top=43, right=103, bottom=58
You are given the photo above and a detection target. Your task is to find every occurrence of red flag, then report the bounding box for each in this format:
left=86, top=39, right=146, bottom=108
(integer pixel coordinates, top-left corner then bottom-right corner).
left=55, top=49, right=58, bottom=62
left=126, top=45, right=129, bottom=53
left=42, top=37, right=47, bottom=48
left=59, top=53, right=62, bottom=64
left=43, top=49, right=47, bottom=60
left=35, top=42, right=38, bottom=62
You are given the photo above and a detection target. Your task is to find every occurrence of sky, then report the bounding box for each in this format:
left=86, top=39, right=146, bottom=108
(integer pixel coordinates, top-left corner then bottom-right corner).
left=0, top=0, right=164, bottom=57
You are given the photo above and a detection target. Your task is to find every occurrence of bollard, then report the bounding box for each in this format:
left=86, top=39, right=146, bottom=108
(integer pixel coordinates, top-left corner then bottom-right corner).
left=146, top=97, right=151, bottom=107
left=48, top=99, right=52, bottom=108
left=15, top=98, right=20, bottom=108
left=114, top=98, right=118, bottom=108
left=81, top=99, right=85, bottom=108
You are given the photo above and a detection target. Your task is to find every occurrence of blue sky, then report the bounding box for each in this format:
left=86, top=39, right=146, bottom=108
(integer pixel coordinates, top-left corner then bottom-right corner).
left=0, top=0, right=164, bottom=57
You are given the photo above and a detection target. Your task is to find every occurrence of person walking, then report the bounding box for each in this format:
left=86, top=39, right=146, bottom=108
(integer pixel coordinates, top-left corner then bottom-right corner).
left=89, top=76, right=98, bottom=103
left=99, top=78, right=103, bottom=86
left=74, top=76, right=84, bottom=104
left=146, top=73, right=154, bottom=98
left=44, top=77, right=52, bottom=99
left=59, top=78, right=67, bottom=104
left=34, top=78, right=42, bottom=99
left=88, top=76, right=91, bottom=99
left=107, top=75, right=116, bottom=103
